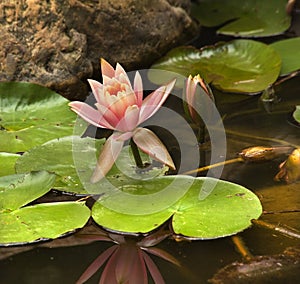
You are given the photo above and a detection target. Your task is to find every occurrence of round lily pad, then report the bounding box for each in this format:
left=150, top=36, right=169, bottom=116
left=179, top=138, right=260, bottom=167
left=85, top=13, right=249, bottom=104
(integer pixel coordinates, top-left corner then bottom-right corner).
left=16, top=136, right=168, bottom=195
left=0, top=171, right=55, bottom=212
left=0, top=201, right=90, bottom=246
left=293, top=106, right=300, bottom=124
left=0, top=171, right=90, bottom=246
left=0, top=152, right=20, bottom=177
left=192, top=0, right=291, bottom=37
left=151, top=40, right=281, bottom=93
left=0, top=82, right=77, bottom=153
left=270, top=37, right=300, bottom=76
left=92, top=177, right=262, bottom=239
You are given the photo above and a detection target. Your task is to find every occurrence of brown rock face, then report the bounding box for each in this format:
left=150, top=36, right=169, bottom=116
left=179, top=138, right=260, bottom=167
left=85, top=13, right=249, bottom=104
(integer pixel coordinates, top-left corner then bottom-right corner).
left=0, top=0, right=197, bottom=99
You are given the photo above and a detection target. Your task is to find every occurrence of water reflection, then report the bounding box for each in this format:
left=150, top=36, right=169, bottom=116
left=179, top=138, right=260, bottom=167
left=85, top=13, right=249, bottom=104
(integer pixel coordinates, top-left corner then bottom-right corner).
left=76, top=226, right=180, bottom=284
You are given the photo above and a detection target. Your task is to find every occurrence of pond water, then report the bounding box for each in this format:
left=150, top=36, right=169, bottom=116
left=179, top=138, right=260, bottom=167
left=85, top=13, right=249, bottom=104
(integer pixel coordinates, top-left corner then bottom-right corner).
left=1, top=74, right=299, bottom=283
left=1, top=7, right=300, bottom=284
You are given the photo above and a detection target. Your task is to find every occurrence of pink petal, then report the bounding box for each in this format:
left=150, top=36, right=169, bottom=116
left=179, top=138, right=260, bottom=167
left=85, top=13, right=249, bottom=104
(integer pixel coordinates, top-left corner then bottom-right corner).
left=142, top=251, right=165, bottom=284
left=115, top=131, right=134, bottom=141
left=132, top=248, right=148, bottom=284
left=115, top=62, right=127, bottom=76
left=95, top=103, right=120, bottom=129
left=87, top=79, right=103, bottom=104
left=108, top=91, right=137, bottom=119
left=101, top=58, right=115, bottom=78
left=76, top=246, right=118, bottom=284
left=139, top=79, right=176, bottom=123
left=115, top=105, right=140, bottom=132
left=185, top=75, right=196, bottom=106
left=90, top=133, right=124, bottom=183
left=134, top=71, right=143, bottom=106
left=143, top=247, right=181, bottom=267
left=132, top=128, right=175, bottom=170
left=115, top=244, right=141, bottom=283
left=69, top=101, right=113, bottom=129
left=99, top=247, right=120, bottom=284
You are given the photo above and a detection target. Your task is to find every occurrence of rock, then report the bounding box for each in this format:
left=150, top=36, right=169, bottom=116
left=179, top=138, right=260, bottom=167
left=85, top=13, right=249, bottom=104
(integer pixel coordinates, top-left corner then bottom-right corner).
left=0, top=0, right=197, bottom=99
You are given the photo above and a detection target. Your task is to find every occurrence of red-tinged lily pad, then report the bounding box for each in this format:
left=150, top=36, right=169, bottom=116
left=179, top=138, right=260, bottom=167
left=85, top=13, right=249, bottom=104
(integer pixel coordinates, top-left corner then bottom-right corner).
left=92, top=177, right=262, bottom=239
left=192, top=0, right=291, bottom=37
left=0, top=82, right=77, bottom=153
left=150, top=40, right=281, bottom=93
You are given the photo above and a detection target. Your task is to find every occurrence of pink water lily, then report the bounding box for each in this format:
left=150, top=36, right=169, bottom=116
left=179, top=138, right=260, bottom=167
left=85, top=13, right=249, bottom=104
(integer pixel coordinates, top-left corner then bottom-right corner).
left=69, top=59, right=176, bottom=182
left=184, top=74, right=214, bottom=125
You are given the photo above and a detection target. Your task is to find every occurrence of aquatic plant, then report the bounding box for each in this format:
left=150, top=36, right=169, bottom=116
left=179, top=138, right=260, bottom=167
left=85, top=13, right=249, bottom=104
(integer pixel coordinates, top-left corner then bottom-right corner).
left=69, top=59, right=175, bottom=182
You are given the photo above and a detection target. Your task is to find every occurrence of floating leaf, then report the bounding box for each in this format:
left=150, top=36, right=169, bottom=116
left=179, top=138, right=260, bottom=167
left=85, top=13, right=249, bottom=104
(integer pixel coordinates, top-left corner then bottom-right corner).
left=270, top=37, right=300, bottom=76
left=0, top=171, right=55, bottom=212
left=0, top=152, right=20, bottom=177
left=0, top=201, right=90, bottom=246
left=16, top=136, right=167, bottom=195
left=0, top=82, right=77, bottom=153
left=0, top=171, right=90, bottom=246
left=92, top=177, right=262, bottom=239
left=293, top=106, right=300, bottom=123
left=192, top=0, right=291, bottom=37
left=151, top=40, right=281, bottom=93
left=15, top=136, right=103, bottom=194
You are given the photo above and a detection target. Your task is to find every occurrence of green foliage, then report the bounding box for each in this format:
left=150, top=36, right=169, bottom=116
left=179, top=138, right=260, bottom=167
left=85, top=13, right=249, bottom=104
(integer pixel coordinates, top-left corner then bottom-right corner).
left=92, top=177, right=262, bottom=238
left=192, top=0, right=291, bottom=37
left=270, top=37, right=300, bottom=76
left=16, top=136, right=167, bottom=195
left=0, top=82, right=77, bottom=153
left=0, top=152, right=20, bottom=177
left=0, top=171, right=89, bottom=246
left=293, top=106, right=300, bottom=123
left=151, top=40, right=281, bottom=93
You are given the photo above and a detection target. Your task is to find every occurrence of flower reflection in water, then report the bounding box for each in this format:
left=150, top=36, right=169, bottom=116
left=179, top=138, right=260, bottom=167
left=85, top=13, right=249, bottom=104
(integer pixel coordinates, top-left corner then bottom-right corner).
left=76, top=227, right=180, bottom=284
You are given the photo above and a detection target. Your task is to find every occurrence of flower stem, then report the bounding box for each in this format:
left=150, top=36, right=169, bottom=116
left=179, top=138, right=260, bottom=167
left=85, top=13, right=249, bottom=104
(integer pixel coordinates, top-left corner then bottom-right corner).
left=130, top=139, right=144, bottom=168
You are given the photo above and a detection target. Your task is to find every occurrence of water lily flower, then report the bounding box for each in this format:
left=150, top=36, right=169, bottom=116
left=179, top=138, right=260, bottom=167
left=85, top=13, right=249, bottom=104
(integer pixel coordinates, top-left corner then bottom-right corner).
left=184, top=74, right=214, bottom=125
left=76, top=227, right=180, bottom=284
left=274, top=148, right=300, bottom=183
left=69, top=59, right=176, bottom=182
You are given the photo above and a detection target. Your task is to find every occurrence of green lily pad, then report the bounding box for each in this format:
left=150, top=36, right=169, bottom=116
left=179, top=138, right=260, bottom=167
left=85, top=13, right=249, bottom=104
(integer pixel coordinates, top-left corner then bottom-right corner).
left=151, top=40, right=281, bottom=93
left=0, top=82, right=77, bottom=153
left=0, top=152, right=20, bottom=176
left=270, top=37, right=300, bottom=76
left=15, top=136, right=103, bottom=194
left=16, top=136, right=168, bottom=195
left=293, top=106, right=300, bottom=123
left=0, top=171, right=55, bottom=212
left=92, top=177, right=262, bottom=239
left=0, top=201, right=90, bottom=246
left=0, top=171, right=90, bottom=246
left=192, top=0, right=291, bottom=37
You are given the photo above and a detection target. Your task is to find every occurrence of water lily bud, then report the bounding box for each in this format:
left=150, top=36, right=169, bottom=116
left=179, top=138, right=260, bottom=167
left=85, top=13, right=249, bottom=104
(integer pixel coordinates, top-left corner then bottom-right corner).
left=239, top=146, right=293, bottom=162
left=275, top=148, right=300, bottom=183
left=184, top=74, right=214, bottom=125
